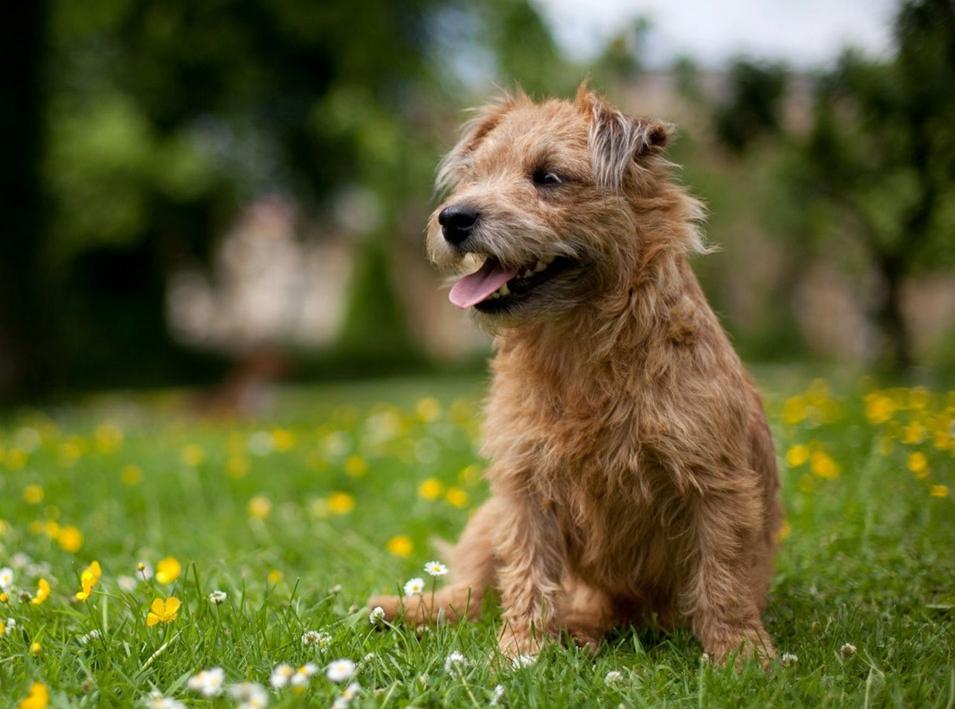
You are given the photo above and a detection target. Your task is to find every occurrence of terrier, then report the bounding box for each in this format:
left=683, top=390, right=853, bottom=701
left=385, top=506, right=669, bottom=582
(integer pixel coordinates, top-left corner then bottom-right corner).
left=369, top=85, right=782, bottom=666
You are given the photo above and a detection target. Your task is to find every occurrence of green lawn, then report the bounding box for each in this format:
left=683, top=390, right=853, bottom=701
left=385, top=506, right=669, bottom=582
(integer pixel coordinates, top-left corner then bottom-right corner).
left=0, top=373, right=952, bottom=707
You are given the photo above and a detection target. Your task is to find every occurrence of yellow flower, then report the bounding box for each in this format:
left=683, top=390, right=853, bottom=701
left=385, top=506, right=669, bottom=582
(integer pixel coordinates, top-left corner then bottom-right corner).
left=907, top=452, right=929, bottom=479
left=267, top=569, right=284, bottom=584
left=909, top=387, right=930, bottom=410
left=180, top=444, right=205, bottom=467
left=146, top=597, right=180, bottom=626
left=247, top=495, right=272, bottom=520
left=418, top=478, right=443, bottom=501
left=416, top=397, right=441, bottom=423
left=387, top=535, right=413, bottom=557
left=902, top=421, right=926, bottom=445
left=781, top=396, right=807, bottom=425
left=445, top=487, right=469, bottom=508
left=23, top=485, right=44, bottom=505
left=6, top=448, right=27, bottom=471
left=29, top=641, right=41, bottom=655
left=865, top=393, right=895, bottom=425
left=774, top=519, right=792, bottom=542
left=345, top=455, right=368, bottom=477
left=226, top=456, right=249, bottom=479
left=19, top=682, right=48, bottom=709
left=57, top=525, right=83, bottom=553
left=272, top=429, right=296, bottom=452
left=120, top=464, right=143, bottom=486
left=327, top=492, right=355, bottom=515
left=75, top=560, right=102, bottom=601
left=31, top=578, right=51, bottom=605
left=0, top=592, right=8, bottom=603
left=809, top=451, right=839, bottom=479
left=930, top=484, right=949, bottom=498
left=785, top=444, right=809, bottom=468
left=155, top=557, right=182, bottom=584
left=94, top=423, right=123, bottom=454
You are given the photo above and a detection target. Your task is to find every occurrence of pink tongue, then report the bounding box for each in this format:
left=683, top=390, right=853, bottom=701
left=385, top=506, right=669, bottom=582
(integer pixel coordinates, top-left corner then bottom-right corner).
left=449, top=259, right=518, bottom=308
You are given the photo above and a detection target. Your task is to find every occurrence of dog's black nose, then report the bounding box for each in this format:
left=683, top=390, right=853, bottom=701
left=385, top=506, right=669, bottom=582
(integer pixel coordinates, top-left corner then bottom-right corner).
left=439, top=204, right=478, bottom=245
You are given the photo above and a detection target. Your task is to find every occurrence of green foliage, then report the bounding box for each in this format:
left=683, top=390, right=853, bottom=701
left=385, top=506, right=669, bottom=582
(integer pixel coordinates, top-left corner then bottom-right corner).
left=713, top=59, right=788, bottom=153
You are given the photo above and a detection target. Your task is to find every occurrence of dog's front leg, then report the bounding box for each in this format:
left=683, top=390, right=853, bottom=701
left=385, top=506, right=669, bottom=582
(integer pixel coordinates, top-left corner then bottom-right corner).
left=681, top=489, right=776, bottom=668
left=494, top=493, right=564, bottom=658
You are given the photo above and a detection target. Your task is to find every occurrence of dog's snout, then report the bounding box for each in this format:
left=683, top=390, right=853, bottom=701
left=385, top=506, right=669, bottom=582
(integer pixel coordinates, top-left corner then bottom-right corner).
left=439, top=204, right=478, bottom=245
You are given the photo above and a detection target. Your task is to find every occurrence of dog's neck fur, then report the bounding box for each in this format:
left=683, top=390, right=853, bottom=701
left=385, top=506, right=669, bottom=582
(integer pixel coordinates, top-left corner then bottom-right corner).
left=494, top=187, right=721, bottom=406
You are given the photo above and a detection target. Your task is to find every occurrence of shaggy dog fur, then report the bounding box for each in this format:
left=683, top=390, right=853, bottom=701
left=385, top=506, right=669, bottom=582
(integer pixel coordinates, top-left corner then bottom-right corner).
left=368, top=85, right=782, bottom=666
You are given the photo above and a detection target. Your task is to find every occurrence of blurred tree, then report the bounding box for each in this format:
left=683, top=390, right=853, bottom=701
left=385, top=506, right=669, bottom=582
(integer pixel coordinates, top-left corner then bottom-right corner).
left=713, top=0, right=955, bottom=370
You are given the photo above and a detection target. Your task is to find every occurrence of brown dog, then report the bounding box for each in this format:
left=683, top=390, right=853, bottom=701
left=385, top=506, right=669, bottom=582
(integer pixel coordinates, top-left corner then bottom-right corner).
left=369, top=85, right=782, bottom=666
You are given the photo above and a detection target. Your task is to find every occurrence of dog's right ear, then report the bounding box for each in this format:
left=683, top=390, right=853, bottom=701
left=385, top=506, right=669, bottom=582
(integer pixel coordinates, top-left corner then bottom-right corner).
left=576, top=85, right=670, bottom=191
left=435, top=93, right=522, bottom=196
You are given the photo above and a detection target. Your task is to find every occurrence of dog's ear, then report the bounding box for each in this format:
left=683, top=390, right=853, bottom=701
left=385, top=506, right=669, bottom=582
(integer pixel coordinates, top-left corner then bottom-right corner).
left=576, top=86, right=669, bottom=190
left=435, top=93, right=524, bottom=196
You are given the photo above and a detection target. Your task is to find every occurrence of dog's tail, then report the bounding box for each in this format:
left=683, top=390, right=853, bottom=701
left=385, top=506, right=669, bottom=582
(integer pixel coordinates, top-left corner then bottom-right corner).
left=368, top=498, right=500, bottom=624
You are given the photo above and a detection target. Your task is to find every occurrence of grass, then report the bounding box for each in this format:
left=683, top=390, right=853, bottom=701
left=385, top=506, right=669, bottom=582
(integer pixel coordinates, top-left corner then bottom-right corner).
left=0, top=372, right=952, bottom=707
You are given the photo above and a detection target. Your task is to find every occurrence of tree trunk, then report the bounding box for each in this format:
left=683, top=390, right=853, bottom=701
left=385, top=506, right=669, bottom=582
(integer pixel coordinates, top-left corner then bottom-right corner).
left=875, top=256, right=912, bottom=372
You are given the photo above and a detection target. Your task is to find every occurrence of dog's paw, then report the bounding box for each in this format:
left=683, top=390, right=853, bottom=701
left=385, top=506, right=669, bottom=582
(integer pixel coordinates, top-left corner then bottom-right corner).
left=703, top=625, right=776, bottom=671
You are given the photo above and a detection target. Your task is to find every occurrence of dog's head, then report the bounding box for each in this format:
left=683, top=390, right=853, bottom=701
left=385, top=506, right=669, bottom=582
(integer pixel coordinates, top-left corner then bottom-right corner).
left=427, top=84, right=699, bottom=327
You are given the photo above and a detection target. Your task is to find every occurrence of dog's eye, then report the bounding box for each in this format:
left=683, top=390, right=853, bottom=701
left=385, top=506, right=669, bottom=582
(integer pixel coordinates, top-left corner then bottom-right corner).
left=532, top=169, right=562, bottom=187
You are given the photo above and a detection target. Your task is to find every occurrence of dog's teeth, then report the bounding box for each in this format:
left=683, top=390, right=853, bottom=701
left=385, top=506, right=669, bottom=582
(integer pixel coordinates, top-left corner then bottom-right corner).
left=489, top=293, right=499, bottom=300
left=522, top=269, right=533, bottom=278
left=498, top=284, right=510, bottom=296
left=542, top=255, right=555, bottom=265
left=534, top=260, right=547, bottom=273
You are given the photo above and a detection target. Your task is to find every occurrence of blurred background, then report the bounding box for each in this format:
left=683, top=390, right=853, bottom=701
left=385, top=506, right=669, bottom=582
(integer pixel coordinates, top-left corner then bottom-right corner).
left=1, top=0, right=953, bottom=408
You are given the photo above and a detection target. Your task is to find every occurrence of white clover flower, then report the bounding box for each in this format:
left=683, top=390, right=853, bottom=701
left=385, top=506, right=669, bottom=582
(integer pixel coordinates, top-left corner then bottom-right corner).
left=0, top=567, right=14, bottom=590
left=145, top=691, right=187, bottom=709
left=78, top=629, right=101, bottom=645
left=269, top=663, right=295, bottom=689
left=301, top=630, right=331, bottom=651
left=511, top=653, right=537, bottom=670
left=780, top=652, right=798, bottom=667
left=444, top=651, right=468, bottom=674
left=208, top=590, right=227, bottom=605
left=329, top=584, right=342, bottom=594
left=369, top=606, right=386, bottom=626
left=117, top=575, right=138, bottom=592
left=227, top=682, right=269, bottom=709
left=187, top=667, right=225, bottom=697
left=5, top=618, right=16, bottom=632
left=604, top=670, right=624, bottom=685
left=490, top=684, right=505, bottom=706
left=424, top=561, right=448, bottom=577
left=840, top=643, right=857, bottom=658
left=403, top=577, right=425, bottom=595
left=326, top=658, right=356, bottom=683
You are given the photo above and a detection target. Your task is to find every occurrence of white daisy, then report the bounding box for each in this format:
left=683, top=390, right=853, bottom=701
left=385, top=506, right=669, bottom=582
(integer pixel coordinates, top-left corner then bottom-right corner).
left=332, top=681, right=361, bottom=708
left=290, top=663, right=318, bottom=687
left=326, top=658, right=356, bottom=683
left=301, top=629, right=331, bottom=651
left=403, top=577, right=425, bottom=595
left=424, top=561, right=448, bottom=577
left=269, top=663, right=295, bottom=689
left=444, top=651, right=468, bottom=674
left=145, top=691, right=187, bottom=709
left=208, top=590, right=227, bottom=605
left=187, top=667, right=225, bottom=697
left=227, top=682, right=269, bottom=709
left=780, top=652, right=798, bottom=667
left=368, top=606, right=386, bottom=625
left=11, top=553, right=30, bottom=569
left=0, top=567, right=13, bottom=590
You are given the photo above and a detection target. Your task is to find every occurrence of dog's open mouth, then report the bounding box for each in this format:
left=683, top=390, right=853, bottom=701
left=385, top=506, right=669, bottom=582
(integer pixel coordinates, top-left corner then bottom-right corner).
left=448, top=255, right=576, bottom=312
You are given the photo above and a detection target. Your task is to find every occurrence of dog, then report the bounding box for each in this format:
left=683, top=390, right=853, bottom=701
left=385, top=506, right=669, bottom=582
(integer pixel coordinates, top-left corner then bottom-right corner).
left=369, top=84, right=782, bottom=666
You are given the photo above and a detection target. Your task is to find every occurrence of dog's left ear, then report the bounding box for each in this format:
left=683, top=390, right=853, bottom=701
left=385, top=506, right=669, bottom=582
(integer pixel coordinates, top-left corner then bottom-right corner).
left=576, top=85, right=670, bottom=190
